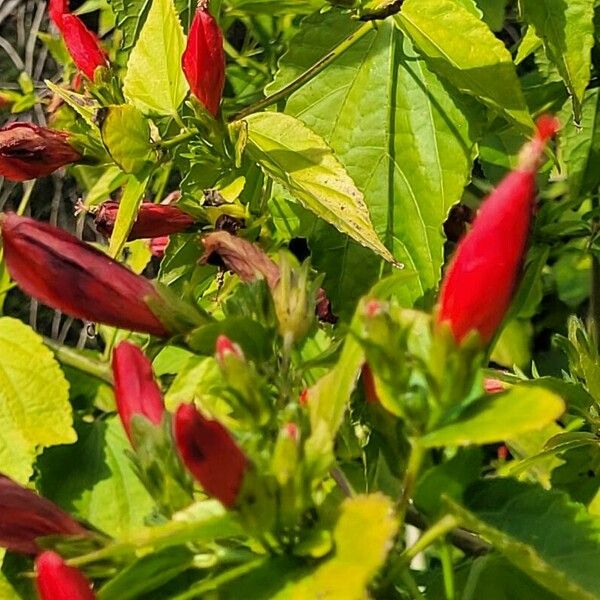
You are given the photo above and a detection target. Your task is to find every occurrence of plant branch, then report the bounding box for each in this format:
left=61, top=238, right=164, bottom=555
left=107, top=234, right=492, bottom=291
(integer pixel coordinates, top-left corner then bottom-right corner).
left=406, top=505, right=490, bottom=557
left=44, top=337, right=113, bottom=384
left=401, top=514, right=459, bottom=563
left=230, top=21, right=375, bottom=122
left=397, top=440, right=425, bottom=525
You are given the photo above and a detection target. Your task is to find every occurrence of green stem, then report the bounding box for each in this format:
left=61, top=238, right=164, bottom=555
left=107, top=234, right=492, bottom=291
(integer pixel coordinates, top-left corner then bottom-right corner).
left=159, top=128, right=199, bottom=149
left=439, top=542, right=456, bottom=600
left=401, top=515, right=459, bottom=564
left=17, top=180, right=35, bottom=215
left=44, top=338, right=112, bottom=384
left=589, top=193, right=600, bottom=348
left=397, top=440, right=425, bottom=525
left=231, top=21, right=375, bottom=122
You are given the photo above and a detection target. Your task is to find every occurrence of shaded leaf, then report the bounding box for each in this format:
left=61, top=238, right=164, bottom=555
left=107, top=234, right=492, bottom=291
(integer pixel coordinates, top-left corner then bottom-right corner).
left=449, top=479, right=600, bottom=600
left=520, top=0, right=595, bottom=121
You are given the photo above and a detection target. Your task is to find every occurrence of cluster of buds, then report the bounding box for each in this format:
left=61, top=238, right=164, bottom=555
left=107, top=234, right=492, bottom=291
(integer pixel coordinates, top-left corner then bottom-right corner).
left=49, top=0, right=108, bottom=80
left=182, top=2, right=226, bottom=117
left=111, top=339, right=248, bottom=509
left=0, top=122, right=81, bottom=181
left=436, top=115, right=560, bottom=346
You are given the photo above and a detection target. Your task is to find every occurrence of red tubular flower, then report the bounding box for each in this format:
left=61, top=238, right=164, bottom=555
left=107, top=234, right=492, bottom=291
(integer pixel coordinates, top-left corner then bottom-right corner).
left=0, top=123, right=81, bottom=181
left=112, top=341, right=165, bottom=442
left=49, top=0, right=69, bottom=29
left=0, top=475, right=89, bottom=555
left=436, top=116, right=560, bottom=345
left=0, top=213, right=169, bottom=336
left=174, top=403, right=247, bottom=508
left=94, top=201, right=196, bottom=240
left=182, top=4, right=225, bottom=117
left=150, top=236, right=170, bottom=258
left=60, top=14, right=108, bottom=80
left=36, top=551, right=95, bottom=600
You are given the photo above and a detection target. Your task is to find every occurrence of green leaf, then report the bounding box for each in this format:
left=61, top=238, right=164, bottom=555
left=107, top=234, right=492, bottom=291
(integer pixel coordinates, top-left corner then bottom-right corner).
left=108, top=174, right=148, bottom=257
left=561, top=89, right=600, bottom=199
left=520, top=0, right=595, bottom=121
left=38, top=417, right=155, bottom=538
left=420, top=384, right=565, bottom=447
left=286, top=494, right=397, bottom=599
left=270, top=14, right=480, bottom=297
left=225, top=0, right=322, bottom=16
left=398, top=0, right=532, bottom=128
left=98, top=546, right=194, bottom=600
left=243, top=111, right=397, bottom=265
left=0, top=317, right=75, bottom=482
left=107, top=0, right=151, bottom=52
left=476, top=0, right=508, bottom=31
left=219, top=494, right=398, bottom=599
left=448, top=479, right=600, bottom=600
left=83, top=165, right=128, bottom=208
left=123, top=0, right=188, bottom=116
left=426, top=554, right=562, bottom=599
left=100, top=104, right=155, bottom=174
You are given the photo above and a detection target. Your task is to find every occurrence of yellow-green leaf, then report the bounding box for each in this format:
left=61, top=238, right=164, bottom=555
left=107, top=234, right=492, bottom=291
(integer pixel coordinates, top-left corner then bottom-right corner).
left=123, top=0, right=188, bottom=115
left=243, top=112, right=398, bottom=265
left=420, top=384, right=565, bottom=448
left=0, top=317, right=76, bottom=482
left=398, top=0, right=532, bottom=128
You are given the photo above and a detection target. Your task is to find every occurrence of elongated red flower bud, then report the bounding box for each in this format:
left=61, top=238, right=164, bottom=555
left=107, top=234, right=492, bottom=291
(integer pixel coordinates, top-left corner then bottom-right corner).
left=94, top=202, right=196, bottom=240
left=0, top=213, right=170, bottom=336
left=182, top=4, right=225, bottom=117
left=0, top=123, right=81, bottom=181
left=437, top=116, right=559, bottom=345
left=49, top=0, right=68, bottom=29
left=484, top=378, right=505, bottom=394
left=174, top=403, right=247, bottom=508
left=112, top=341, right=165, bottom=442
left=0, top=475, right=89, bottom=555
left=361, top=363, right=380, bottom=404
left=60, top=14, right=108, bottom=80
left=36, top=551, right=95, bottom=600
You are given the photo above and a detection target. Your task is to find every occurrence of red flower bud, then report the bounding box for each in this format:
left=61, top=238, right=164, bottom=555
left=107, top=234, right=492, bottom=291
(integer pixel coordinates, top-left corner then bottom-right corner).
left=60, top=14, right=108, bottom=80
left=112, top=341, right=165, bottom=443
left=437, top=116, right=559, bottom=345
left=284, top=422, right=299, bottom=442
left=49, top=0, right=69, bottom=29
left=483, top=378, right=505, bottom=394
left=0, top=475, right=88, bottom=555
left=215, top=334, right=244, bottom=362
left=94, top=202, right=196, bottom=240
left=299, top=388, right=309, bottom=407
left=174, top=403, right=247, bottom=508
left=361, top=363, right=380, bottom=404
left=0, top=123, right=81, bottom=181
left=0, top=213, right=169, bottom=336
left=36, top=551, right=95, bottom=600
left=182, top=5, right=225, bottom=117
left=150, top=236, right=169, bottom=258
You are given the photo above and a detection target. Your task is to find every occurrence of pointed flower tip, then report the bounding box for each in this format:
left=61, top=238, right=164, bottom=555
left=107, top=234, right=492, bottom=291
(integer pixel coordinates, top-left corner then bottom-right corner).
left=534, top=114, right=560, bottom=143
left=215, top=335, right=244, bottom=361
